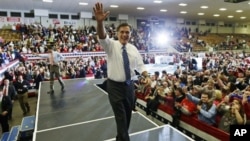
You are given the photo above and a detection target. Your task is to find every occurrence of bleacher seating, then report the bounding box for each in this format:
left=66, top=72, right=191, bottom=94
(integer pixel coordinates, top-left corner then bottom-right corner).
left=0, top=29, right=21, bottom=42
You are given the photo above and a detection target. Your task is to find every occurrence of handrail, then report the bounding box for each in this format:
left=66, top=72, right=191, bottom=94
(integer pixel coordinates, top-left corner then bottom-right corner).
left=22, top=50, right=171, bottom=60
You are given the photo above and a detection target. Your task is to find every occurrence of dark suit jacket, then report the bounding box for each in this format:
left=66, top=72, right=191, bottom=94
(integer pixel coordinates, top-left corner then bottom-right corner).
left=34, top=74, right=44, bottom=90
left=1, top=95, right=12, bottom=114
left=0, top=85, right=17, bottom=101
left=7, top=85, right=17, bottom=101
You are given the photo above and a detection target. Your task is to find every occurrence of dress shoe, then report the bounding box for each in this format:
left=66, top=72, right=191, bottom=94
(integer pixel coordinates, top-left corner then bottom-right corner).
left=133, top=108, right=138, bottom=112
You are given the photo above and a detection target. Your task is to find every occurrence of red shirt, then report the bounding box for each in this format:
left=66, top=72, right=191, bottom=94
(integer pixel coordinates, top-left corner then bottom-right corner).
left=181, top=98, right=197, bottom=114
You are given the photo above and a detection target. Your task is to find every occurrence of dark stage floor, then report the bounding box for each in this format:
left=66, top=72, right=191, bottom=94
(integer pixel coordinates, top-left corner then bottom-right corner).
left=33, top=78, right=194, bottom=141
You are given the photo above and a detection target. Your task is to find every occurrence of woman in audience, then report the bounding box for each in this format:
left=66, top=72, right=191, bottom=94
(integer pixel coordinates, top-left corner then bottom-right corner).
left=145, top=85, right=162, bottom=115
left=135, top=71, right=151, bottom=95
left=218, top=99, right=246, bottom=133
left=150, top=75, right=157, bottom=94
left=213, top=89, right=223, bottom=106
left=242, top=92, right=250, bottom=124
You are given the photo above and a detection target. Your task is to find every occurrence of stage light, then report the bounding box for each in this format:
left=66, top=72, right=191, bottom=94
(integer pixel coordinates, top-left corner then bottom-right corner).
left=156, top=32, right=169, bottom=47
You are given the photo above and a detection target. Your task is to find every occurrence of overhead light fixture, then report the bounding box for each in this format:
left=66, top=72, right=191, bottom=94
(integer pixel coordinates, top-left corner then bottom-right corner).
left=240, top=17, right=246, bottom=19
left=160, top=9, right=167, bottom=12
left=236, top=10, right=243, bottom=13
left=219, top=8, right=227, bottom=11
left=200, top=6, right=208, bottom=9
left=43, top=0, right=53, bottom=3
left=180, top=11, right=187, bottom=14
left=153, top=0, right=162, bottom=3
left=137, top=7, right=145, bottom=10
left=79, top=2, right=88, bottom=5
left=198, top=13, right=204, bottom=15
left=228, top=15, right=234, bottom=18
left=110, top=5, right=119, bottom=8
left=179, top=3, right=187, bottom=6
left=213, top=14, right=220, bottom=17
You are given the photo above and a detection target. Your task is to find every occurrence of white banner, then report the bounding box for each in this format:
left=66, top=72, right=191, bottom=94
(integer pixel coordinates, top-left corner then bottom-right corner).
left=0, top=17, right=5, bottom=22
left=63, top=20, right=77, bottom=26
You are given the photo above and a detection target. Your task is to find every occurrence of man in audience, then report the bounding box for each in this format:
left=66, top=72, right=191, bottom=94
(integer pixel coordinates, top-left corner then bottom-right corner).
left=184, top=87, right=217, bottom=125
left=1, top=79, right=16, bottom=120
left=0, top=87, right=12, bottom=133
left=13, top=74, right=30, bottom=116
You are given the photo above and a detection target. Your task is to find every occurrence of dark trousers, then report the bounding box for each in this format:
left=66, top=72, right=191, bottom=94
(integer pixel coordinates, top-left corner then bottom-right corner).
left=8, top=106, right=13, bottom=119
left=107, top=79, right=135, bottom=141
left=50, top=65, right=64, bottom=90
left=0, top=114, right=9, bottom=133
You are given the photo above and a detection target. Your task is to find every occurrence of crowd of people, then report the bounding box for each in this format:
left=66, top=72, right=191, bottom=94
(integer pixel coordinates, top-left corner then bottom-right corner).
left=136, top=51, right=250, bottom=134
left=0, top=17, right=250, bottom=141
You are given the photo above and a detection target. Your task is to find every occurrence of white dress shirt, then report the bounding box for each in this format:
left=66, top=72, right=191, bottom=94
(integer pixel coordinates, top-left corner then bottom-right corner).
left=51, top=51, right=64, bottom=64
left=99, top=36, right=146, bottom=82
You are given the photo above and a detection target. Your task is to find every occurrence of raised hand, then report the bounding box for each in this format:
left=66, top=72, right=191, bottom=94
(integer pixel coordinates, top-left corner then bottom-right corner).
left=93, top=3, right=110, bottom=22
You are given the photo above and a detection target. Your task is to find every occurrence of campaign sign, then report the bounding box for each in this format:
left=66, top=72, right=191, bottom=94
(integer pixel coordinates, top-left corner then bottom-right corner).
left=230, top=125, right=250, bottom=141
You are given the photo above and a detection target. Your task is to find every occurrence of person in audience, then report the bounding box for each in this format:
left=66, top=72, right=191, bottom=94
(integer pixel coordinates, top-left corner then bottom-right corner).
left=191, top=85, right=203, bottom=98
left=193, top=71, right=203, bottom=85
left=13, top=74, right=30, bottom=116
left=217, top=95, right=231, bottom=116
left=145, top=85, right=162, bottom=115
left=184, top=86, right=217, bottom=125
left=212, top=89, right=223, bottom=106
left=161, top=88, right=174, bottom=107
left=171, top=86, right=185, bottom=127
left=150, top=75, right=157, bottom=94
left=174, top=65, right=182, bottom=79
left=94, top=67, right=102, bottom=79
left=0, top=47, right=4, bottom=68
left=43, top=67, right=50, bottom=81
left=161, top=70, right=167, bottom=81
left=1, top=79, right=16, bottom=120
left=93, top=3, right=147, bottom=141
left=0, top=87, right=12, bottom=133
left=33, top=69, right=44, bottom=95
left=218, top=99, right=246, bottom=133
left=135, top=71, right=151, bottom=95
left=242, top=92, right=250, bottom=124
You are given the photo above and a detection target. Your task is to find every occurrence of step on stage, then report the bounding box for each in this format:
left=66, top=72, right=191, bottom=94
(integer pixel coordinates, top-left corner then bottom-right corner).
left=33, top=78, right=194, bottom=141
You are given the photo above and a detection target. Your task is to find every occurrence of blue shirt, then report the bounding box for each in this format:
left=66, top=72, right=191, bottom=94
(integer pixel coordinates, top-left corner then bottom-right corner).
left=186, top=93, right=217, bottom=125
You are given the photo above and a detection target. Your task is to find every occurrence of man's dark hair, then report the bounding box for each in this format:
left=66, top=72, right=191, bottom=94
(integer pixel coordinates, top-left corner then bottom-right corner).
left=116, top=23, right=132, bottom=32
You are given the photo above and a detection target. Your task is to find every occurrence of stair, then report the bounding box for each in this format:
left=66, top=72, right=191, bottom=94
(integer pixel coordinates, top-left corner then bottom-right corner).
left=19, top=115, right=35, bottom=140
left=7, top=126, right=19, bottom=141
left=0, top=132, right=9, bottom=141
left=0, top=115, right=35, bottom=141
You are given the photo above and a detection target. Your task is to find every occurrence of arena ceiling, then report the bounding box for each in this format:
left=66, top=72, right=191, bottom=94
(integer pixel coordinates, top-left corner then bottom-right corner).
left=1, top=0, right=250, bottom=23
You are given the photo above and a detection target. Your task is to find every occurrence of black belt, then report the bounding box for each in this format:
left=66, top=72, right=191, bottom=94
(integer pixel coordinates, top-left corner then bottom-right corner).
left=108, top=79, right=133, bottom=86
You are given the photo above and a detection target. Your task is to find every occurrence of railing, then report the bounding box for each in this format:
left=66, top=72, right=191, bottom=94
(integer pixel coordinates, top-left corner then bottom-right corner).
left=0, top=60, right=19, bottom=81
left=22, top=50, right=171, bottom=60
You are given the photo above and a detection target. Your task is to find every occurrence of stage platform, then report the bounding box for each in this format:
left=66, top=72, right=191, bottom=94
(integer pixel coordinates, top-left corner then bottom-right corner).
left=33, top=78, right=194, bottom=141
